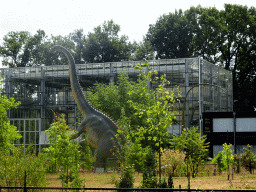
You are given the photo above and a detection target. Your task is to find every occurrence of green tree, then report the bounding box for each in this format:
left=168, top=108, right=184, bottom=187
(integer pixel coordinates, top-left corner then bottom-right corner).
left=69, top=29, right=86, bottom=64
left=212, top=143, right=234, bottom=173
left=0, top=30, right=48, bottom=67
left=146, top=4, right=256, bottom=112
left=0, top=145, right=47, bottom=187
left=89, top=60, right=180, bottom=183
left=241, top=144, right=256, bottom=174
left=87, top=65, right=154, bottom=130
left=82, top=20, right=132, bottom=63
left=43, top=114, right=83, bottom=186
left=172, top=127, right=209, bottom=178
left=0, top=31, right=30, bottom=67
left=185, top=5, right=223, bottom=63
left=0, top=79, right=21, bottom=155
left=133, top=37, right=154, bottom=60
left=146, top=9, right=193, bottom=59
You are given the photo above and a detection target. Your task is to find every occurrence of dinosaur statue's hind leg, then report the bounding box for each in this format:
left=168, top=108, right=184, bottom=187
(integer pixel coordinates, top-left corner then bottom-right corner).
left=94, top=131, right=117, bottom=169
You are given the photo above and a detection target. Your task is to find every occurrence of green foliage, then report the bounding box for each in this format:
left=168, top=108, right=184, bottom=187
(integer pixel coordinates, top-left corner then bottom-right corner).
left=159, top=149, right=186, bottom=177
left=132, top=38, right=154, bottom=60
left=0, top=80, right=21, bottom=155
left=172, top=127, right=209, bottom=178
left=89, top=60, right=179, bottom=184
left=213, top=150, right=225, bottom=173
left=130, top=61, right=178, bottom=152
left=111, top=113, right=135, bottom=188
left=146, top=9, right=193, bottom=59
left=43, top=114, right=83, bottom=186
left=234, top=154, right=241, bottom=173
left=212, top=143, right=234, bottom=173
left=79, top=136, right=96, bottom=172
left=87, top=68, right=154, bottom=128
left=82, top=20, right=132, bottom=63
left=0, top=30, right=48, bottom=67
left=146, top=4, right=256, bottom=112
left=113, top=166, right=135, bottom=188
left=141, top=148, right=158, bottom=188
left=0, top=145, right=47, bottom=187
left=240, top=144, right=256, bottom=174
left=167, top=173, right=174, bottom=188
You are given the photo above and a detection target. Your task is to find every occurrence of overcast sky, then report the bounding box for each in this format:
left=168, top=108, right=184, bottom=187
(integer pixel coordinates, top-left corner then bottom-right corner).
left=0, top=0, right=255, bottom=66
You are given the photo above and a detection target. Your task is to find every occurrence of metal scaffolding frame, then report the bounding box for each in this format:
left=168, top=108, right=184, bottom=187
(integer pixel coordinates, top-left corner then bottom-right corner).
left=0, top=57, right=233, bottom=152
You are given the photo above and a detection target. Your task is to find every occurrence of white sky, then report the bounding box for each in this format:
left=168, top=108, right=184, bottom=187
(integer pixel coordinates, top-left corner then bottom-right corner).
left=0, top=0, right=255, bottom=67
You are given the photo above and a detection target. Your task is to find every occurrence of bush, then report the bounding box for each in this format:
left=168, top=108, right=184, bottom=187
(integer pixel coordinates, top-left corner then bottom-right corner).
left=159, top=149, right=186, bottom=177
left=234, top=154, right=241, bottom=173
left=141, top=148, right=158, bottom=188
left=112, top=165, right=135, bottom=188
left=241, top=144, right=256, bottom=174
left=0, top=145, right=47, bottom=187
left=212, top=143, right=234, bottom=173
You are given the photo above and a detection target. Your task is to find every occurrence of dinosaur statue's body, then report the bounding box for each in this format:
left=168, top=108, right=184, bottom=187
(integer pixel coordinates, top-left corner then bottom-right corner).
left=50, top=45, right=119, bottom=168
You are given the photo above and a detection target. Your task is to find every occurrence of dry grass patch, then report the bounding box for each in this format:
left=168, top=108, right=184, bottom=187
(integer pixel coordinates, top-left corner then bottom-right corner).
left=46, top=171, right=256, bottom=189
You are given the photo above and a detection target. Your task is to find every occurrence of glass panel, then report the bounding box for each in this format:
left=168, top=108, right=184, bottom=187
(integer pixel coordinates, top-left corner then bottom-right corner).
left=25, top=120, right=29, bottom=131
left=31, top=120, right=35, bottom=132
left=213, top=118, right=233, bottom=132
left=20, top=133, right=24, bottom=145
left=236, top=118, right=256, bottom=132
left=36, top=120, right=40, bottom=131
left=20, top=120, right=24, bottom=132
left=25, top=132, right=29, bottom=144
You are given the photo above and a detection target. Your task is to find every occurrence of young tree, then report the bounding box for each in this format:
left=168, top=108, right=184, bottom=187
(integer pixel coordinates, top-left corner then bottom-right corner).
left=43, top=114, right=83, bottom=186
left=0, top=80, right=21, bottom=155
left=240, top=144, right=256, bottom=174
left=212, top=143, right=234, bottom=174
left=172, top=127, right=209, bottom=178
left=89, top=60, right=180, bottom=182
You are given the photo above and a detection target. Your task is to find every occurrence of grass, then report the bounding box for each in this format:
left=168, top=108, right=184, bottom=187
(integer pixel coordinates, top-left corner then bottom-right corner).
left=46, top=171, right=256, bottom=189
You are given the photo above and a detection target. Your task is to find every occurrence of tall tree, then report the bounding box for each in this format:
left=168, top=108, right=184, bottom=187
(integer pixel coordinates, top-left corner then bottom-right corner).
left=0, top=30, right=48, bottom=67
left=219, top=4, right=256, bottom=112
left=82, top=20, right=131, bottom=63
left=185, top=6, right=223, bottom=63
left=133, top=37, right=154, bottom=60
left=69, top=29, right=86, bottom=64
left=146, top=9, right=193, bottom=59
left=0, top=79, right=21, bottom=155
left=0, top=31, right=30, bottom=67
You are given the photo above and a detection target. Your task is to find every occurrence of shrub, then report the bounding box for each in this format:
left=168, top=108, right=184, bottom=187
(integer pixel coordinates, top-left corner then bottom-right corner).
left=0, top=145, right=47, bottom=187
left=212, top=143, right=234, bottom=173
left=241, top=144, right=256, bottom=174
left=159, top=149, right=186, bottom=177
left=141, top=148, right=158, bottom=188
left=116, top=166, right=135, bottom=188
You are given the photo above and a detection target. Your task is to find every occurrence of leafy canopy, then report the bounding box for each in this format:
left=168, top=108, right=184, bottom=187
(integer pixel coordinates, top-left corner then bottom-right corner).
left=172, top=127, right=209, bottom=178
left=0, top=78, right=21, bottom=155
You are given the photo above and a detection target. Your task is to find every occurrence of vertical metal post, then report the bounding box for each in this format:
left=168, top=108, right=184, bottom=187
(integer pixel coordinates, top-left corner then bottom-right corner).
left=226, top=78, right=229, bottom=112
left=218, top=68, right=221, bottom=111
left=210, top=65, right=213, bottom=112
left=233, top=112, right=236, bottom=154
left=40, top=67, right=45, bottom=131
left=146, top=65, right=152, bottom=90
left=5, top=70, right=13, bottom=118
left=52, top=88, right=56, bottom=105
left=185, top=60, right=189, bottom=128
left=110, top=63, right=114, bottom=83
left=64, top=87, right=69, bottom=124
left=199, top=58, right=203, bottom=134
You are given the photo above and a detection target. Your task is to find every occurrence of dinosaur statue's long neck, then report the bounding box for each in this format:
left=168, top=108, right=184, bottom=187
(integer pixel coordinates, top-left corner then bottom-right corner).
left=50, top=45, right=93, bottom=116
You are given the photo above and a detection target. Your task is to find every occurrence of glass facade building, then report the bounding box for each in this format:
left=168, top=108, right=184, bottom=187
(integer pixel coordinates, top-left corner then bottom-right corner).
left=0, top=57, right=233, bottom=152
